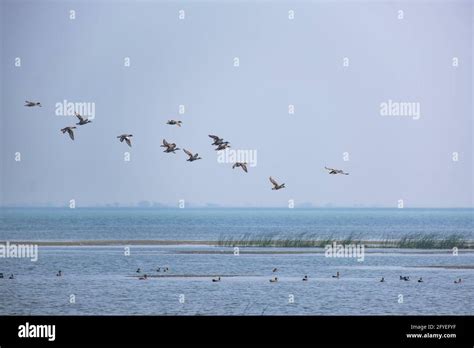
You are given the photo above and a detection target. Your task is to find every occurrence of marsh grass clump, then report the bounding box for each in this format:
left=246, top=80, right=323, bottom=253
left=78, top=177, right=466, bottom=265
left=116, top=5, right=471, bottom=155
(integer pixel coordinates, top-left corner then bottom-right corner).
left=217, top=233, right=470, bottom=249
left=393, top=233, right=468, bottom=249
left=217, top=233, right=361, bottom=248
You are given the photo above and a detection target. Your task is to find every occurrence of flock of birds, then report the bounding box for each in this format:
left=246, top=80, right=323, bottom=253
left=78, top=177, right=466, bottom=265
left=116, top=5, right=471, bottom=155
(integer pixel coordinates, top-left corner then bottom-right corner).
left=126, top=267, right=464, bottom=285
left=25, top=100, right=350, bottom=189
left=0, top=269, right=464, bottom=284
left=19, top=101, right=466, bottom=290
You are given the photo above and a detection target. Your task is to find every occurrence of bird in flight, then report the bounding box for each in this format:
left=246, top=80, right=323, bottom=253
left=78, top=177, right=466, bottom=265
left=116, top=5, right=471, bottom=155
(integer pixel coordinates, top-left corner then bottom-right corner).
left=166, top=120, right=182, bottom=127
left=232, top=162, right=248, bottom=173
left=117, top=134, right=133, bottom=147
left=215, top=142, right=231, bottom=151
left=325, top=166, right=349, bottom=175
left=74, top=112, right=92, bottom=125
left=183, top=149, right=202, bottom=162
left=208, top=134, right=225, bottom=146
left=24, top=100, right=42, bottom=107
left=61, top=126, right=76, bottom=140
left=269, top=177, right=286, bottom=190
left=161, top=139, right=179, bottom=153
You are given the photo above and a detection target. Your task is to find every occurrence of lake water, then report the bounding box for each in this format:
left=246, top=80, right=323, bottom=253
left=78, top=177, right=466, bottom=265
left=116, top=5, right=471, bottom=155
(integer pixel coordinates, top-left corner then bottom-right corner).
left=0, top=208, right=472, bottom=315
left=1, top=208, right=473, bottom=241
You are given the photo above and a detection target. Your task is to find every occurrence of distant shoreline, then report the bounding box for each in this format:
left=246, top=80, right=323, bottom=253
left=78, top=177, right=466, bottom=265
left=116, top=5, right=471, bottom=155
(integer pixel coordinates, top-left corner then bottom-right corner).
left=1, top=206, right=473, bottom=209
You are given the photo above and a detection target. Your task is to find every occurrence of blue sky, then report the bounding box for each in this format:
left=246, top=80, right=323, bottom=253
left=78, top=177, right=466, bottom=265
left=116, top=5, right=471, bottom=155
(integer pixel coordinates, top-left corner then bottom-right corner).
left=0, top=0, right=472, bottom=207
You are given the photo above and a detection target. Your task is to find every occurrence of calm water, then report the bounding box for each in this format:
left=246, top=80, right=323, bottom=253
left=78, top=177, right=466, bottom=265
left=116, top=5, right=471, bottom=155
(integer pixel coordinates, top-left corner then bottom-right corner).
left=0, top=246, right=473, bottom=315
left=0, top=208, right=473, bottom=241
left=0, top=208, right=472, bottom=315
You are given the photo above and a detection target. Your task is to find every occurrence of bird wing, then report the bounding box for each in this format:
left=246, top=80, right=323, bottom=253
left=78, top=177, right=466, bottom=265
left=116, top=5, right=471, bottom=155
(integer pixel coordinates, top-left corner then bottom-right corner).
left=183, top=149, right=192, bottom=156
left=208, top=135, right=219, bottom=140
left=232, top=163, right=237, bottom=169
left=67, top=128, right=74, bottom=140
left=162, top=139, right=169, bottom=146
left=74, top=112, right=84, bottom=122
left=269, top=177, right=278, bottom=186
left=325, top=166, right=336, bottom=172
left=125, top=138, right=132, bottom=147
left=241, top=163, right=248, bottom=173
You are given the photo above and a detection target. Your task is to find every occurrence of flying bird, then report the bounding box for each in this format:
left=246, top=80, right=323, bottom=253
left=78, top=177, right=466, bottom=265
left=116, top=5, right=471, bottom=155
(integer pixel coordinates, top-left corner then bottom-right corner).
left=166, top=120, right=182, bottom=127
left=215, top=142, right=231, bottom=151
left=269, top=177, right=285, bottom=190
left=117, top=134, right=133, bottom=147
left=24, top=100, right=41, bottom=107
left=325, top=166, right=349, bottom=175
left=161, top=139, right=179, bottom=153
left=74, top=112, right=92, bottom=125
left=208, top=134, right=224, bottom=146
left=61, top=126, right=76, bottom=140
left=232, top=162, right=248, bottom=173
left=183, top=149, right=202, bottom=162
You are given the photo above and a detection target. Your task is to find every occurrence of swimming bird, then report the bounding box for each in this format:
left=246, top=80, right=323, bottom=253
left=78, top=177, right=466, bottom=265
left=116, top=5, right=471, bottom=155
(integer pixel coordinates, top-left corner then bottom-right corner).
left=380, top=277, right=385, bottom=282
left=212, top=277, right=221, bottom=282
left=418, top=277, right=423, bottom=283
left=117, top=134, right=133, bottom=147
left=454, top=278, right=462, bottom=284
left=183, top=149, right=202, bottom=162
left=332, top=272, right=340, bottom=279
left=163, top=267, right=169, bottom=273
left=9, top=274, right=14, bottom=279
left=161, top=139, right=179, bottom=153
left=302, top=275, right=308, bottom=281
left=404, top=276, right=410, bottom=281
left=166, top=120, right=182, bottom=127
left=74, top=112, right=92, bottom=125
left=56, top=270, right=62, bottom=277
left=156, top=268, right=161, bottom=272
left=0, top=273, right=3, bottom=279
left=232, top=162, right=248, bottom=173
left=325, top=166, right=349, bottom=175
left=25, top=100, right=42, bottom=107
left=139, top=274, right=148, bottom=280
left=208, top=135, right=224, bottom=146
left=215, top=142, right=231, bottom=151
left=61, top=126, right=76, bottom=140
left=269, top=177, right=285, bottom=190
left=136, top=268, right=141, bottom=273
left=269, top=277, right=278, bottom=283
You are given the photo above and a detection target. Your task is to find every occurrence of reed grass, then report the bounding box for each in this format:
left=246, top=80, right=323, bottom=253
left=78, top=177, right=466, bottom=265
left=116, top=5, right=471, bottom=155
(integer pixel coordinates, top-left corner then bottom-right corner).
left=217, top=233, right=470, bottom=249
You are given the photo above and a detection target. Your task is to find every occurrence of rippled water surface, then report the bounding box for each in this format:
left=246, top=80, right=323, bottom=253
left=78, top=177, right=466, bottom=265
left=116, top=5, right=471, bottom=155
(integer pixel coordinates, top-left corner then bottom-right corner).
left=1, top=208, right=473, bottom=241
left=1, top=208, right=472, bottom=315
left=1, top=246, right=473, bottom=315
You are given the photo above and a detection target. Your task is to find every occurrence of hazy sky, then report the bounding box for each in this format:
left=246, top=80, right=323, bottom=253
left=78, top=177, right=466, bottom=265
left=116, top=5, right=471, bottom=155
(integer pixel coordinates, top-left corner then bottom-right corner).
left=1, top=0, right=472, bottom=207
